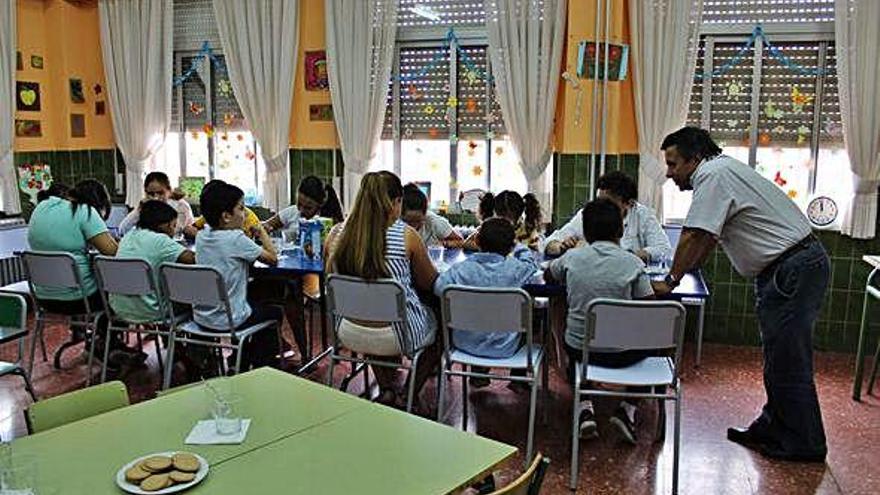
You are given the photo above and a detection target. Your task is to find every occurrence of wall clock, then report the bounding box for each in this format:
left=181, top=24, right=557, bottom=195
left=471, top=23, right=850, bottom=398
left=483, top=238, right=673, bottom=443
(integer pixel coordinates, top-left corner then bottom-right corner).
left=807, top=196, right=837, bottom=227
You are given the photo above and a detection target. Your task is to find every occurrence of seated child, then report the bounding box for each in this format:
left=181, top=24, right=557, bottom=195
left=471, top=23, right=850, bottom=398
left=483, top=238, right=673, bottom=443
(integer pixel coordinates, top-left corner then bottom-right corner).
left=189, top=180, right=262, bottom=238
left=463, top=191, right=543, bottom=251
left=545, top=197, right=654, bottom=444
left=194, top=181, right=283, bottom=371
left=434, top=217, right=539, bottom=386
left=402, top=184, right=464, bottom=248
left=110, top=200, right=195, bottom=323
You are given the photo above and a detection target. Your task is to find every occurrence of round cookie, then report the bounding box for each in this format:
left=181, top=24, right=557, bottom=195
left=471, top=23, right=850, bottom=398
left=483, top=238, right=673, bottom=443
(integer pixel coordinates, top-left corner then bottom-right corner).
left=172, top=453, right=200, bottom=473
left=142, top=455, right=173, bottom=473
left=169, top=470, right=196, bottom=483
left=124, top=464, right=151, bottom=483
left=140, top=473, right=171, bottom=492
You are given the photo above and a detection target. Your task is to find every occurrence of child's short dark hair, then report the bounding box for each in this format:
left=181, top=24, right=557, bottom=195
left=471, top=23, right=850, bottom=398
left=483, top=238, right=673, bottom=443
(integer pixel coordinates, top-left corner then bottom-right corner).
left=137, top=200, right=178, bottom=232
left=298, top=175, right=327, bottom=204
left=581, top=198, right=623, bottom=243
left=596, top=171, right=637, bottom=203
left=477, top=217, right=516, bottom=255
left=402, top=183, right=428, bottom=213
left=201, top=182, right=244, bottom=228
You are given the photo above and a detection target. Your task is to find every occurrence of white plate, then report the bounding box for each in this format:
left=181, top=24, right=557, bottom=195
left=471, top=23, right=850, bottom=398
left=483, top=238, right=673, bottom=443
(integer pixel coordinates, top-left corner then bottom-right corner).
left=115, top=452, right=209, bottom=495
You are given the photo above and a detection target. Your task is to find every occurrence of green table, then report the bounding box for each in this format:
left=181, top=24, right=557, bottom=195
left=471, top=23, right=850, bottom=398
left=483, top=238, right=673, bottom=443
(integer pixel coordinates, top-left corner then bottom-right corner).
left=13, top=368, right=515, bottom=494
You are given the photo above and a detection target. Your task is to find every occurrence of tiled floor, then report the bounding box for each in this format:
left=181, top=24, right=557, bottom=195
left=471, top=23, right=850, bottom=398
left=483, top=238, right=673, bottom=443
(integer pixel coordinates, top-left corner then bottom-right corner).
left=1, top=321, right=879, bottom=495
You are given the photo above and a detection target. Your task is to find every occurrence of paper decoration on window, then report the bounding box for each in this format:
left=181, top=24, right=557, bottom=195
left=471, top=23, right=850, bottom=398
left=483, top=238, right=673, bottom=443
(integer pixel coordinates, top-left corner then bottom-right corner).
left=222, top=113, right=235, bottom=127
left=408, top=84, right=421, bottom=99
left=772, top=124, right=785, bottom=134
left=69, top=78, right=85, bottom=104
left=202, top=123, right=215, bottom=138
left=790, top=87, right=813, bottom=114
left=726, top=80, right=744, bottom=97
left=759, top=132, right=771, bottom=146
left=796, top=125, right=810, bottom=145
left=485, top=112, right=497, bottom=124
left=824, top=120, right=842, bottom=137
left=764, top=101, right=784, bottom=119
left=471, top=165, right=483, bottom=177
left=191, top=131, right=200, bottom=140
left=220, top=133, right=229, bottom=141
left=14, top=119, right=41, bottom=137
left=403, top=127, right=413, bottom=139
left=495, top=146, right=504, bottom=156
left=245, top=150, right=256, bottom=161
left=428, top=127, right=439, bottom=138
left=30, top=55, right=43, bottom=70
left=468, top=141, right=478, bottom=151
left=466, top=98, right=477, bottom=113
left=16, top=81, right=40, bottom=111
left=236, top=134, right=244, bottom=141
left=787, top=189, right=798, bottom=199
left=189, top=101, right=204, bottom=116
left=424, top=104, right=435, bottom=115
left=726, top=119, right=739, bottom=128
left=465, top=70, right=478, bottom=86
left=773, top=171, right=787, bottom=187
left=446, top=96, right=458, bottom=108
left=304, top=51, right=328, bottom=91
left=18, top=162, right=52, bottom=205
left=429, top=162, right=440, bottom=171
left=217, top=79, right=233, bottom=98
left=70, top=113, right=85, bottom=138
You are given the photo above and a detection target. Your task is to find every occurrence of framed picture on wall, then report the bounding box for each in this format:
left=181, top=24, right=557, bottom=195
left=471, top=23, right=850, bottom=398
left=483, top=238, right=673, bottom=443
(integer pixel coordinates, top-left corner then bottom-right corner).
left=16, top=81, right=40, bottom=112
left=304, top=51, right=328, bottom=91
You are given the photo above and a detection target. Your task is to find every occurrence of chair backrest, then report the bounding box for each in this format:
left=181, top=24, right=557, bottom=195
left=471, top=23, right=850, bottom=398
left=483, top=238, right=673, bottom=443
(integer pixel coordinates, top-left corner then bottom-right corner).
left=0, top=293, right=27, bottom=341
left=159, top=262, right=234, bottom=329
left=441, top=285, right=535, bottom=366
left=585, top=299, right=685, bottom=352
left=21, top=251, right=81, bottom=289
left=94, top=256, right=157, bottom=297
left=25, top=380, right=129, bottom=434
left=490, top=454, right=550, bottom=495
left=326, top=274, right=407, bottom=324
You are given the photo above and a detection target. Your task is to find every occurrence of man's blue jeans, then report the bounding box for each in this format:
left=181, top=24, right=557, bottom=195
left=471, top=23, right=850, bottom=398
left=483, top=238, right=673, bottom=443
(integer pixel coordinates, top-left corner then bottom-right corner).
left=751, top=239, right=829, bottom=456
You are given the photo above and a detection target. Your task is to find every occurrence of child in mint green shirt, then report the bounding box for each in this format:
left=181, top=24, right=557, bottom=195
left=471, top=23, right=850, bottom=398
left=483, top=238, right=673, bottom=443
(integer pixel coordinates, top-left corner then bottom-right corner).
left=110, top=201, right=195, bottom=323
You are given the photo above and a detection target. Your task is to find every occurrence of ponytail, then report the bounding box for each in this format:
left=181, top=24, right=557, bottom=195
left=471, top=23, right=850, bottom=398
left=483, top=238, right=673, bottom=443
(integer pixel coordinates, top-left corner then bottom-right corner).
left=68, top=179, right=111, bottom=221
left=523, top=193, right=543, bottom=233
left=478, top=192, right=495, bottom=221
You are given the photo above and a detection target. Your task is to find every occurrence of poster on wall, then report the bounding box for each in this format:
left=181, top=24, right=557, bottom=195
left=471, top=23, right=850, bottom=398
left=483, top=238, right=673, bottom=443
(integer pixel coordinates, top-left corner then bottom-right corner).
left=14, top=120, right=42, bottom=138
left=304, top=50, right=328, bottom=91
left=576, top=41, right=629, bottom=81
left=70, top=78, right=85, bottom=104
left=31, top=55, right=43, bottom=69
left=95, top=101, right=106, bottom=115
left=309, top=104, right=334, bottom=121
left=16, top=81, right=41, bottom=111
left=70, top=114, right=86, bottom=138
left=16, top=52, right=23, bottom=71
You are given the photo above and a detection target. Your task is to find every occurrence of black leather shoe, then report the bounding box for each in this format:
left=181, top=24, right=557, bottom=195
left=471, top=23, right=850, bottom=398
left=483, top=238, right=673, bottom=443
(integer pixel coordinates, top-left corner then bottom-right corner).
left=726, top=426, right=766, bottom=451
left=760, top=444, right=827, bottom=463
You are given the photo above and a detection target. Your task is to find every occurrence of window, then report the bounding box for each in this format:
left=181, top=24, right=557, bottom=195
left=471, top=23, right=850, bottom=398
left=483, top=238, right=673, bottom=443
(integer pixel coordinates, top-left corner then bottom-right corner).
left=370, top=1, right=535, bottom=209
left=664, top=0, right=852, bottom=229
left=156, top=0, right=265, bottom=204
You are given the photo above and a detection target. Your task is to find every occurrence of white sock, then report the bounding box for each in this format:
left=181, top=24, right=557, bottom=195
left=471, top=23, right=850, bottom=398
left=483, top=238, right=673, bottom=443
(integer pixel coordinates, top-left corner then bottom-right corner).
left=620, top=401, right=637, bottom=422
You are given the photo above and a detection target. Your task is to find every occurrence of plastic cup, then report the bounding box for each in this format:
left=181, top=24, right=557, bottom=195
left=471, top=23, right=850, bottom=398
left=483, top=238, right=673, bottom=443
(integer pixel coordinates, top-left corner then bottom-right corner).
left=211, top=394, right=243, bottom=436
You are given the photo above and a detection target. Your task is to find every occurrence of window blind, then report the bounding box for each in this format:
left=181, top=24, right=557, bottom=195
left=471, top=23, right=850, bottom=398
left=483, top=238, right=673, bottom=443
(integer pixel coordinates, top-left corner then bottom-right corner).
left=702, top=0, right=834, bottom=24
left=707, top=42, right=756, bottom=144
left=819, top=43, right=843, bottom=147
left=686, top=39, right=706, bottom=127
left=397, top=46, right=451, bottom=139
left=757, top=42, right=819, bottom=147
left=397, top=0, right=485, bottom=28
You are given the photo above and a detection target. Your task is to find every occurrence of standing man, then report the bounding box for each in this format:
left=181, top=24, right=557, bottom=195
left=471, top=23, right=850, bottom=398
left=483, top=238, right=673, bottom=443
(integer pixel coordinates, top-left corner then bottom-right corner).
left=653, top=127, right=828, bottom=462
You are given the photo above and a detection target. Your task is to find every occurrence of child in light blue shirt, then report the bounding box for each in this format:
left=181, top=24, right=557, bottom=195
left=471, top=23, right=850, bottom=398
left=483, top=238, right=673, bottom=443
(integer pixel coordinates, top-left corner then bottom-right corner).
left=434, top=217, right=539, bottom=359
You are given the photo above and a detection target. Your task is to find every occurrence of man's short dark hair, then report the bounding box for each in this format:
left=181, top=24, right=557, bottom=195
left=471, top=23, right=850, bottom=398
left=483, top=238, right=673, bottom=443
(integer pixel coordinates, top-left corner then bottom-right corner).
left=582, top=198, right=623, bottom=243
left=201, top=182, right=244, bottom=228
left=402, top=183, right=428, bottom=213
left=596, top=171, right=637, bottom=202
left=478, top=217, right=516, bottom=255
left=661, top=126, right=723, bottom=163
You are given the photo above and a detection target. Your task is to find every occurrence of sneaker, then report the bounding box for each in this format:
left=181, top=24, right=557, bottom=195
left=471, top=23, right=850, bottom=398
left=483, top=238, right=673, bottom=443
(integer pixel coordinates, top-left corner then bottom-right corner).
left=579, top=407, right=599, bottom=440
left=610, top=405, right=638, bottom=445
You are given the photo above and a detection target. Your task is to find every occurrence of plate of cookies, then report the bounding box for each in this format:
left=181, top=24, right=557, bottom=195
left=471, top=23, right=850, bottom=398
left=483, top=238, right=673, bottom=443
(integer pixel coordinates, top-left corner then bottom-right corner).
left=116, top=451, right=208, bottom=494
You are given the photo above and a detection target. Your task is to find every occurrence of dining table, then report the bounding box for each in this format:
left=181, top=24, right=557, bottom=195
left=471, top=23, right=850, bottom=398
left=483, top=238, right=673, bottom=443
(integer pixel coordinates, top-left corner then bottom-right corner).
left=11, top=367, right=516, bottom=494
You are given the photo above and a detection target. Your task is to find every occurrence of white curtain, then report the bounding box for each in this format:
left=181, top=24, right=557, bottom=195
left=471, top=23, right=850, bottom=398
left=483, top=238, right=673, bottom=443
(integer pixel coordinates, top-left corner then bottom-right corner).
left=0, top=0, right=17, bottom=213
left=484, top=0, right=566, bottom=209
left=325, top=0, right=397, bottom=209
left=836, top=0, right=880, bottom=239
left=213, top=0, right=298, bottom=213
left=629, top=0, right=703, bottom=217
left=98, top=0, right=173, bottom=207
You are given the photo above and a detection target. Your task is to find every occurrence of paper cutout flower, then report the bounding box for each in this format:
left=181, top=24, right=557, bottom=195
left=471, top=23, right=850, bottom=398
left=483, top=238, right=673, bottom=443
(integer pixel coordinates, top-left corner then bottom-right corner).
left=495, top=146, right=504, bottom=156
left=217, top=79, right=233, bottom=98
left=223, top=113, right=234, bottom=127
left=428, top=127, right=439, bottom=138
left=189, top=101, right=204, bottom=116
left=472, top=165, right=484, bottom=177
left=466, top=98, right=477, bottom=113
left=236, top=134, right=244, bottom=141
left=764, top=101, right=784, bottom=119
left=727, top=119, right=739, bottom=128
left=203, top=123, right=215, bottom=138
left=726, top=81, right=744, bottom=97
left=465, top=70, right=478, bottom=86
left=424, top=104, right=435, bottom=115
left=759, top=132, right=771, bottom=146
left=772, top=125, right=785, bottom=134
left=486, top=130, right=496, bottom=140
left=447, top=96, right=458, bottom=108
left=244, top=149, right=256, bottom=161
left=787, top=189, right=798, bottom=199
left=796, top=125, right=811, bottom=145
left=791, top=87, right=814, bottom=113
left=403, top=127, right=414, bottom=139
left=408, top=84, right=421, bottom=99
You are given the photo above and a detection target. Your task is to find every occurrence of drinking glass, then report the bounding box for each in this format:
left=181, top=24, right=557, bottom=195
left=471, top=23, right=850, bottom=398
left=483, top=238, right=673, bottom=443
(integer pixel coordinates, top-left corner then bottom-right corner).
left=211, top=395, right=242, bottom=436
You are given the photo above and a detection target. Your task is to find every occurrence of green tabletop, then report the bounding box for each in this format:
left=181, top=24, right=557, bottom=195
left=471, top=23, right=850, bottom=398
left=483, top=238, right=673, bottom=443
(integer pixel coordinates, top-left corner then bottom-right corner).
left=202, top=403, right=517, bottom=495
left=13, top=368, right=368, bottom=494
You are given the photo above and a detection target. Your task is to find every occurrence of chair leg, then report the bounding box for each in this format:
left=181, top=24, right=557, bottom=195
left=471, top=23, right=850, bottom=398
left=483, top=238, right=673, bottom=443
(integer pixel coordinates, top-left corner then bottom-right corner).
left=99, top=329, right=112, bottom=384
left=867, top=336, right=880, bottom=395
left=155, top=333, right=165, bottom=378
left=656, top=386, right=667, bottom=443
left=461, top=365, right=469, bottom=431
left=541, top=358, right=550, bottom=425
left=233, top=341, right=245, bottom=376
left=437, top=358, right=447, bottom=422
left=162, top=334, right=176, bottom=390
left=16, top=367, right=37, bottom=402
left=362, top=362, right=371, bottom=400
left=28, top=316, right=44, bottom=378
left=325, top=354, right=337, bottom=388
left=570, top=389, right=581, bottom=491
left=405, top=353, right=421, bottom=413
left=86, top=321, right=100, bottom=386
left=39, top=328, right=48, bottom=363
left=673, top=394, right=681, bottom=495
left=525, top=376, right=538, bottom=466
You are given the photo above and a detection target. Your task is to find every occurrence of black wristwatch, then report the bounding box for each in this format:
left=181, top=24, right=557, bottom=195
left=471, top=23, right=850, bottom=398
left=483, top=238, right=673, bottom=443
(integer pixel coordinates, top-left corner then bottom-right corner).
left=664, top=273, right=681, bottom=288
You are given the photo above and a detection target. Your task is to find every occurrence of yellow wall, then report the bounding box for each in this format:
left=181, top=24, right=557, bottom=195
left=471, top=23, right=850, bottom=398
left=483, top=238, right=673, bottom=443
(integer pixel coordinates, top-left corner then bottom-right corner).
left=289, top=0, right=338, bottom=149
left=554, top=0, right=637, bottom=154
left=14, top=0, right=113, bottom=152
